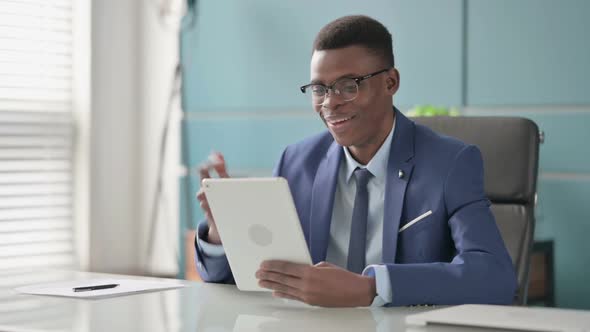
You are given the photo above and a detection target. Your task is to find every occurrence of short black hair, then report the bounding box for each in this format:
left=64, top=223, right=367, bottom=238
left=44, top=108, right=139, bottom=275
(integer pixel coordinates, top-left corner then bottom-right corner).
left=313, top=15, right=394, bottom=67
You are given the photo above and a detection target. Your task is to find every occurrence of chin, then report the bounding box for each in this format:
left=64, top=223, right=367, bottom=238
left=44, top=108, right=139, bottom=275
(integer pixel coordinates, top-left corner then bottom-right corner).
left=330, top=132, right=354, bottom=147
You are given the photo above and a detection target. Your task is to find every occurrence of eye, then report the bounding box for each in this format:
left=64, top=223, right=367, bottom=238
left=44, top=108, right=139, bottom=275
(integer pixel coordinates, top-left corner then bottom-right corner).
left=310, top=85, right=327, bottom=96
left=336, top=79, right=358, bottom=94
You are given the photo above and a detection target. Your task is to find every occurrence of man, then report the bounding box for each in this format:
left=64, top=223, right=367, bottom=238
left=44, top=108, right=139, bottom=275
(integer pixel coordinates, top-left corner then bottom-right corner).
left=195, top=15, right=517, bottom=307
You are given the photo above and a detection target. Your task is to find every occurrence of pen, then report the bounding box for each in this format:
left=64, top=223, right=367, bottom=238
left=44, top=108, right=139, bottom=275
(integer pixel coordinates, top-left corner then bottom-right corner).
left=73, top=283, right=119, bottom=292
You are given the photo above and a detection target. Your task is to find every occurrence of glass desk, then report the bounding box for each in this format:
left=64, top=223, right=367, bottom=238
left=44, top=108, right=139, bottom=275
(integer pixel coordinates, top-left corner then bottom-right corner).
left=0, top=269, right=522, bottom=332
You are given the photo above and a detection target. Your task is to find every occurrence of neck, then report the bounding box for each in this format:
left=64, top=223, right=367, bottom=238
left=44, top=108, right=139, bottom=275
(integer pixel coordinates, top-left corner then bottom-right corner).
left=348, top=110, right=395, bottom=165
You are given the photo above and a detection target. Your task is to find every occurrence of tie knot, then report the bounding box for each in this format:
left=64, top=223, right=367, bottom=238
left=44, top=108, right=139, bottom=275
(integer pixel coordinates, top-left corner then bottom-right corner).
left=354, top=168, right=373, bottom=188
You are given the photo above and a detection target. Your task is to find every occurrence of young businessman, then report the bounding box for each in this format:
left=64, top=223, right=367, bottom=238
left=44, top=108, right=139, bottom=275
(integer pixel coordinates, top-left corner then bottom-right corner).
left=194, top=15, right=517, bottom=307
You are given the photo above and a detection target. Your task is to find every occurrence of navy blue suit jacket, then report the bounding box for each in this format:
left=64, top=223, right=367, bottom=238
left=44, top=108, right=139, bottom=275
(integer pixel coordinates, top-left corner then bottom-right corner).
left=195, top=109, right=517, bottom=306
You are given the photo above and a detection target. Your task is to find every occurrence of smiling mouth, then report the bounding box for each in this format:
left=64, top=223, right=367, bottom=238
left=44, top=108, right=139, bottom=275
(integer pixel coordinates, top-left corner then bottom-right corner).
left=326, top=115, right=356, bottom=125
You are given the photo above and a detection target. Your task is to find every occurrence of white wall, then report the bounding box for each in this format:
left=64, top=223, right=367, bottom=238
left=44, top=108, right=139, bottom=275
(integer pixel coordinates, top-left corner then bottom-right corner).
left=73, top=0, right=91, bottom=270
left=90, top=0, right=179, bottom=275
left=90, top=0, right=140, bottom=273
left=137, top=1, right=182, bottom=276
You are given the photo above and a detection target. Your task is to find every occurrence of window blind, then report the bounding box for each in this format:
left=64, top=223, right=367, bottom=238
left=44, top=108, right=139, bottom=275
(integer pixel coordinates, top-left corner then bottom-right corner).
left=0, top=0, right=77, bottom=272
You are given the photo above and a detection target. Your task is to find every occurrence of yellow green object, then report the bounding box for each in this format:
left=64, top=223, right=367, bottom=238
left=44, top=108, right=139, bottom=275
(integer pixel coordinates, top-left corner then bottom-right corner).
left=407, top=105, right=460, bottom=117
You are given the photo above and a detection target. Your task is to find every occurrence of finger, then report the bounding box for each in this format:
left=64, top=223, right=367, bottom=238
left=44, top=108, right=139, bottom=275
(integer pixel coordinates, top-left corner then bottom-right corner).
left=260, top=260, right=308, bottom=278
left=196, top=189, right=206, bottom=201
left=204, top=211, right=213, bottom=219
left=210, top=151, right=225, bottom=164
left=197, top=192, right=210, bottom=209
left=199, top=163, right=211, bottom=180
left=199, top=200, right=210, bottom=213
left=258, top=280, right=302, bottom=298
left=273, top=291, right=304, bottom=303
left=213, top=162, right=229, bottom=178
left=210, top=152, right=229, bottom=178
left=197, top=191, right=214, bottom=221
left=256, top=270, right=302, bottom=289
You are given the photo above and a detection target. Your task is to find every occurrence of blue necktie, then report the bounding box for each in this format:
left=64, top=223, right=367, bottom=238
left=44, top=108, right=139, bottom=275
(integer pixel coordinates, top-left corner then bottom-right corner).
left=347, top=168, right=372, bottom=274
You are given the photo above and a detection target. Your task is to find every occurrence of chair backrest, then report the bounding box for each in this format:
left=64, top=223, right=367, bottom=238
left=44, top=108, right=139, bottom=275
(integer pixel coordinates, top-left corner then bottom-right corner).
left=412, top=116, right=540, bottom=305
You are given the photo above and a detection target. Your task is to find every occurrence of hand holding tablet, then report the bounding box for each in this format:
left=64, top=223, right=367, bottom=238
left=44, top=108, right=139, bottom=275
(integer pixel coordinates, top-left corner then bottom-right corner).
left=196, top=152, right=229, bottom=245
left=202, top=177, right=312, bottom=291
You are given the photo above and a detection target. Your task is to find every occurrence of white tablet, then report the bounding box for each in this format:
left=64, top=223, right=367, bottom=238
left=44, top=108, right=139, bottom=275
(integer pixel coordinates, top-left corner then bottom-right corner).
left=202, top=177, right=312, bottom=291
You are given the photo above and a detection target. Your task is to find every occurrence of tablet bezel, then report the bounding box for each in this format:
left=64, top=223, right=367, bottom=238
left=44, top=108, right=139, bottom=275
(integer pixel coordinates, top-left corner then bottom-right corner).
left=202, top=177, right=312, bottom=291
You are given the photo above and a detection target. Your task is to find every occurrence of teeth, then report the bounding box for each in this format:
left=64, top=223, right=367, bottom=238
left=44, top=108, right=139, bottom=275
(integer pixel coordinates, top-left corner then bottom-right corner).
left=331, top=116, right=353, bottom=124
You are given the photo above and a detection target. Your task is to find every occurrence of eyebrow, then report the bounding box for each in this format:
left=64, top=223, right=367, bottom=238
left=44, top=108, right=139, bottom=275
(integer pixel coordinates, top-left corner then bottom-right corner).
left=310, top=73, right=360, bottom=85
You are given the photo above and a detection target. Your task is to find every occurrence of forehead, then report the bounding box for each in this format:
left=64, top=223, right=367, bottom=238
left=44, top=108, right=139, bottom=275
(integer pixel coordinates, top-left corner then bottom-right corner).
left=310, top=45, right=381, bottom=83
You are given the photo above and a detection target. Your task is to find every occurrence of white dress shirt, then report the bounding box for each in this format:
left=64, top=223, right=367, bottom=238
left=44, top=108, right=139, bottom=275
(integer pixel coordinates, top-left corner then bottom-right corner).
left=198, top=117, right=396, bottom=306
left=327, top=117, right=395, bottom=306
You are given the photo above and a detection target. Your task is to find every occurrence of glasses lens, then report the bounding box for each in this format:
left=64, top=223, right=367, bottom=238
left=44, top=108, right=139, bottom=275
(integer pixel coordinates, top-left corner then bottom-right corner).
left=333, top=78, right=358, bottom=101
left=309, top=85, right=326, bottom=105
left=305, top=79, right=359, bottom=105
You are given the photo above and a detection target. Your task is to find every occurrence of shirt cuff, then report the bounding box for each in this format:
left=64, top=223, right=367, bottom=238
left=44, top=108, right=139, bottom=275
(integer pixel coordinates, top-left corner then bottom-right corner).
left=362, top=264, right=393, bottom=307
left=197, top=231, right=226, bottom=257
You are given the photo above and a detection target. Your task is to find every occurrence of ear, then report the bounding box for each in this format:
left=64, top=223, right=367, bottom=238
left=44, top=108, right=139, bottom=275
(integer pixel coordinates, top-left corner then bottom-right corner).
left=385, top=68, right=400, bottom=96
left=386, top=78, right=396, bottom=89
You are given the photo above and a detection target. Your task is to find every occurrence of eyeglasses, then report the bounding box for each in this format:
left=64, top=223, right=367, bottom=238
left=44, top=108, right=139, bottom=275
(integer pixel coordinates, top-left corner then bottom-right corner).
left=300, top=68, right=391, bottom=105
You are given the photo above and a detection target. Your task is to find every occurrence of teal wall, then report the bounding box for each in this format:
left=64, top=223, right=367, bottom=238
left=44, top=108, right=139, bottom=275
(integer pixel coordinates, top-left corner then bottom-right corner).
left=467, top=0, right=590, bottom=105
left=181, top=0, right=464, bottom=111
left=179, top=0, right=590, bottom=309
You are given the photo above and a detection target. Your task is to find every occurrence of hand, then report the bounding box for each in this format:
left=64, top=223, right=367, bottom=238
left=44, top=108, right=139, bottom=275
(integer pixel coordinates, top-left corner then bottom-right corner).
left=256, top=261, right=376, bottom=307
left=196, top=152, right=230, bottom=245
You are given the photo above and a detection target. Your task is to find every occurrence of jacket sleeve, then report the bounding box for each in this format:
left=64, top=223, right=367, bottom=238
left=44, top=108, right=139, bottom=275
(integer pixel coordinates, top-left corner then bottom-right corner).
left=194, top=220, right=234, bottom=283
left=384, top=145, right=517, bottom=306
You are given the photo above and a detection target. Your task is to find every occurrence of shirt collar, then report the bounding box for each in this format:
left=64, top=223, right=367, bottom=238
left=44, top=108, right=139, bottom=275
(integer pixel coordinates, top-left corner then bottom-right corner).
left=342, top=114, right=396, bottom=184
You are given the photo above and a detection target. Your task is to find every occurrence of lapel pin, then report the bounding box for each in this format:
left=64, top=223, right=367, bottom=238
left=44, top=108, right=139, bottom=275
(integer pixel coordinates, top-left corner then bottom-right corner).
left=398, top=170, right=405, bottom=179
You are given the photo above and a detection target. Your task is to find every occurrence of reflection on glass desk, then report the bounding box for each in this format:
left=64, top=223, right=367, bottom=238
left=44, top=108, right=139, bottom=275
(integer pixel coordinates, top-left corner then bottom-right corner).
left=0, top=270, right=527, bottom=332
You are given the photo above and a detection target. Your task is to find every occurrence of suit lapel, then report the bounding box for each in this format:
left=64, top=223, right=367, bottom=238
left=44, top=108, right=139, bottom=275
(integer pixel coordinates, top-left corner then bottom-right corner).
left=382, top=109, right=415, bottom=263
left=309, top=142, right=342, bottom=264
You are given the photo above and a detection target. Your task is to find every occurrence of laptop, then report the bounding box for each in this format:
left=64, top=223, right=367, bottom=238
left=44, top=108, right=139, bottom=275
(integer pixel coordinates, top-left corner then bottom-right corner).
left=406, top=304, right=590, bottom=332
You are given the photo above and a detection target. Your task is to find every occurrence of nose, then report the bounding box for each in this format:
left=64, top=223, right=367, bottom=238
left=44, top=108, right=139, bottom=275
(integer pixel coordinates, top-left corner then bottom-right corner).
left=321, top=88, right=345, bottom=110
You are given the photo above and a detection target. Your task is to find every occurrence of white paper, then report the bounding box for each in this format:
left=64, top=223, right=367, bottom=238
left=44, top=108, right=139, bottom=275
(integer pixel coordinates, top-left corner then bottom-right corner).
left=14, top=278, right=185, bottom=299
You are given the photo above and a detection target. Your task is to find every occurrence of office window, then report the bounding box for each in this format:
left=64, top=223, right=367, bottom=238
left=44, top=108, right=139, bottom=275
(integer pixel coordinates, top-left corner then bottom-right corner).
left=0, top=0, right=78, bottom=272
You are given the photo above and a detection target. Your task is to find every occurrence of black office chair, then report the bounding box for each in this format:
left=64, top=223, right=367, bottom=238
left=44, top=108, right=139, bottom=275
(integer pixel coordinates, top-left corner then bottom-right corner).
left=412, top=116, right=541, bottom=305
